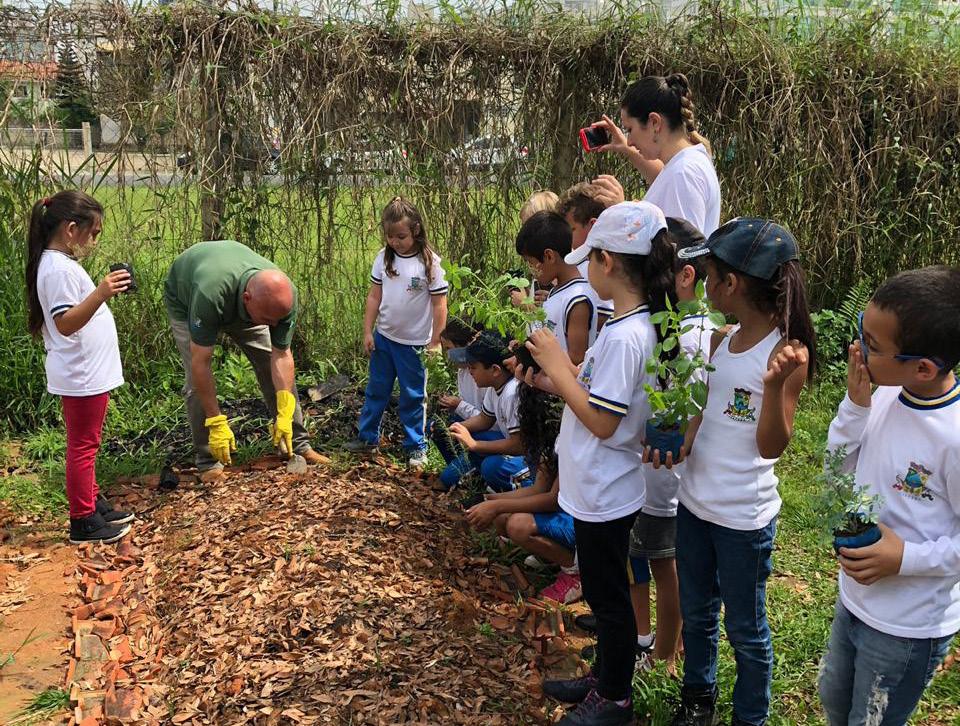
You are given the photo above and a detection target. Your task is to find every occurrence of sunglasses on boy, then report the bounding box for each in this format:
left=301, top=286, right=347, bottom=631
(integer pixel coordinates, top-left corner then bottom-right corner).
left=857, top=312, right=946, bottom=370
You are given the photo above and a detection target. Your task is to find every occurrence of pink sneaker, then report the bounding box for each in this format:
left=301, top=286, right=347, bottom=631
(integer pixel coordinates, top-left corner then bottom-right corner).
left=540, top=571, right=582, bottom=604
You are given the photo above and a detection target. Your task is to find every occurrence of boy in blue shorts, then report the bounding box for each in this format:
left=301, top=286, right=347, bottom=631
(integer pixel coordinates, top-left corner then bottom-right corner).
left=819, top=266, right=960, bottom=725
left=449, top=331, right=531, bottom=492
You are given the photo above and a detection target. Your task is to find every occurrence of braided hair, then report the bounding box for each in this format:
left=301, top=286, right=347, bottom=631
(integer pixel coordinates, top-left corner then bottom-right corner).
left=621, top=73, right=713, bottom=156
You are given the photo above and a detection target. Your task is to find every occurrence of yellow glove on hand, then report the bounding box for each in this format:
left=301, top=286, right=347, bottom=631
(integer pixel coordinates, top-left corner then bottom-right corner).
left=205, top=415, right=236, bottom=465
left=273, top=390, right=296, bottom=456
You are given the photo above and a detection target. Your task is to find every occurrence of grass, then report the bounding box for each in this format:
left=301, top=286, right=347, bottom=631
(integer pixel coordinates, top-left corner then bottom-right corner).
left=9, top=688, right=71, bottom=726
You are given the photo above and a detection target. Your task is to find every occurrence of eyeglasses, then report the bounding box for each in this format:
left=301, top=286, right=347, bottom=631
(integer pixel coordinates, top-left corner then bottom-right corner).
left=858, top=312, right=946, bottom=369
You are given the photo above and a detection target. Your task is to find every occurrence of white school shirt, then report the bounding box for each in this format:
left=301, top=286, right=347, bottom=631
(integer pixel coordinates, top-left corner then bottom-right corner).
left=557, top=306, right=657, bottom=522
left=455, top=367, right=486, bottom=420
left=643, top=144, right=721, bottom=236
left=577, top=261, right=614, bottom=318
left=679, top=326, right=783, bottom=530
left=828, top=384, right=960, bottom=639
left=643, top=314, right=719, bottom=518
left=542, top=278, right=597, bottom=354
left=480, top=378, right=521, bottom=437
left=36, top=250, right=124, bottom=397
left=371, top=249, right=448, bottom=346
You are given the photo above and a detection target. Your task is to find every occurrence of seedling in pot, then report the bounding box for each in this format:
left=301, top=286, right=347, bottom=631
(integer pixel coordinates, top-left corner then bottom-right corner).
left=816, top=446, right=884, bottom=553
left=443, top=260, right=547, bottom=372
left=643, top=281, right=724, bottom=459
left=109, top=262, right=137, bottom=293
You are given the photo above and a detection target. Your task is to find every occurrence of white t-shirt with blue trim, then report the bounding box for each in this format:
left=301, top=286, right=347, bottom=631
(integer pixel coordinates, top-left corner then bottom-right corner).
left=542, top=278, right=597, bottom=354
left=481, top=378, right=521, bottom=437
left=36, top=249, right=123, bottom=396
left=371, top=249, right=448, bottom=346
left=557, top=305, right=657, bottom=522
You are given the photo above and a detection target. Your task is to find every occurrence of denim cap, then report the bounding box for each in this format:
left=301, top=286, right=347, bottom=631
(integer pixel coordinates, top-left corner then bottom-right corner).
left=452, top=330, right=511, bottom=366
left=565, top=201, right=668, bottom=265
left=677, top=217, right=799, bottom=280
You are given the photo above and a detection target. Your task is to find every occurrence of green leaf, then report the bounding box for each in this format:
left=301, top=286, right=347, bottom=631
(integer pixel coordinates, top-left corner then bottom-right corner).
left=662, top=337, right=677, bottom=352
left=708, top=312, right=727, bottom=327
left=649, top=311, right=669, bottom=324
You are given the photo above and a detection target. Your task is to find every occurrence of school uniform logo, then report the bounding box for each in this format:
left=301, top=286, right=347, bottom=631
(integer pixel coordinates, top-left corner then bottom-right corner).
left=723, top=388, right=757, bottom=422
left=893, top=462, right=935, bottom=502
left=192, top=317, right=203, bottom=330
left=578, top=356, right=594, bottom=390
left=407, top=276, right=424, bottom=292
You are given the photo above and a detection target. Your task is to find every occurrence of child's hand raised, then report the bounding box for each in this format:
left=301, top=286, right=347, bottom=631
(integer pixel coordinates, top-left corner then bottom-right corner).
left=847, top=342, right=872, bottom=408
left=763, top=340, right=808, bottom=388
left=838, top=523, right=904, bottom=585
left=590, top=174, right=626, bottom=208
left=525, top=328, right=567, bottom=377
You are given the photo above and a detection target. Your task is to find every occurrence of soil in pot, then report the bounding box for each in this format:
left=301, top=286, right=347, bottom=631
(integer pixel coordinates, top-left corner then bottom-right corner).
left=644, top=419, right=684, bottom=461
left=833, top=516, right=881, bottom=553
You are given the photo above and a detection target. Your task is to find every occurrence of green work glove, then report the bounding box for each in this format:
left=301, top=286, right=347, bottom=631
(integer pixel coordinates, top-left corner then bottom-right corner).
left=272, top=390, right=296, bottom=456
left=205, top=415, right=236, bottom=465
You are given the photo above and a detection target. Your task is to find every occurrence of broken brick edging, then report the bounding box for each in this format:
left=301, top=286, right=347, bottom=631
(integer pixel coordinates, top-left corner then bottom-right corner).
left=64, top=537, right=163, bottom=726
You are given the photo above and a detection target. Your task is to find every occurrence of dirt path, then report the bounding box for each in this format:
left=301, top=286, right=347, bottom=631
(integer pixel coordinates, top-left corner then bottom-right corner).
left=0, top=537, right=74, bottom=722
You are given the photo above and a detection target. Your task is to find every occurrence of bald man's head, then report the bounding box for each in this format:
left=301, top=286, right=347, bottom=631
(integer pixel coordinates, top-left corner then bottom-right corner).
left=243, top=269, right=294, bottom=327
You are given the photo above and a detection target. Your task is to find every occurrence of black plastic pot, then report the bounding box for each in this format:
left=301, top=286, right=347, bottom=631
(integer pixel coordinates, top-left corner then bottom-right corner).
left=513, top=341, right=540, bottom=375
left=109, top=262, right=138, bottom=294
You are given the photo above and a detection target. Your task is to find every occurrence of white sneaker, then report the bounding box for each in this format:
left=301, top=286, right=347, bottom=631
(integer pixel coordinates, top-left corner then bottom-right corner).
left=408, top=450, right=429, bottom=469
left=524, top=555, right=549, bottom=570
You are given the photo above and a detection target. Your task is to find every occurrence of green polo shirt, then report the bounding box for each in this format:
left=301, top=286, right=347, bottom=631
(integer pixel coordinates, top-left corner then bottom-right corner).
left=163, top=240, right=297, bottom=349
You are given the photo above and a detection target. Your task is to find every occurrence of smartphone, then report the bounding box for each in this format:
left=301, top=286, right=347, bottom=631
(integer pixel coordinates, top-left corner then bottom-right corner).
left=579, top=125, right=609, bottom=153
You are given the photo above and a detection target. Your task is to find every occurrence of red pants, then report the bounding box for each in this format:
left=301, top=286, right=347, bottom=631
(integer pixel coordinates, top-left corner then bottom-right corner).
left=61, top=392, right=110, bottom=519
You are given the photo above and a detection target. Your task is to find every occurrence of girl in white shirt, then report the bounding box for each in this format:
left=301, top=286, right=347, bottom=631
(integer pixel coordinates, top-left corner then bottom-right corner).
left=525, top=201, right=675, bottom=724
left=591, top=73, right=722, bottom=237
left=346, top=197, right=448, bottom=468
left=662, top=217, right=817, bottom=726
left=26, top=191, right=134, bottom=545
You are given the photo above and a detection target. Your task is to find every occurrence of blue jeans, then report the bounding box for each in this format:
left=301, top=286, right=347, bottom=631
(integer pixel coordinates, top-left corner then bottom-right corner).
left=677, top=504, right=777, bottom=726
left=818, top=600, right=955, bottom=726
left=357, top=330, right=427, bottom=452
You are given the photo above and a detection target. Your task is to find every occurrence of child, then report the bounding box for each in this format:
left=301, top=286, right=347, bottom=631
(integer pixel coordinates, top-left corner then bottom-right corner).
left=818, top=267, right=960, bottom=725
left=626, top=217, right=718, bottom=673
left=520, top=190, right=559, bottom=223
left=663, top=218, right=816, bottom=726
left=25, top=191, right=134, bottom=544
left=431, top=318, right=502, bottom=490
left=527, top=201, right=676, bottom=725
left=590, top=73, right=721, bottom=237
left=515, top=211, right=598, bottom=365
left=449, top=331, right=531, bottom=492
left=466, top=463, right=583, bottom=604
left=346, top=197, right=448, bottom=468
left=557, top=182, right=613, bottom=327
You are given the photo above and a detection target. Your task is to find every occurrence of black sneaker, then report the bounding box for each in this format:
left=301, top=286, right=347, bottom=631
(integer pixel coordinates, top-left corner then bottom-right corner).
left=95, top=494, right=135, bottom=525
left=69, top=512, right=131, bottom=545
left=575, top=614, right=598, bottom=634
left=558, top=689, right=635, bottom=725
left=581, top=636, right=654, bottom=662
left=344, top=438, right=379, bottom=454
left=671, top=685, right=719, bottom=726
left=543, top=672, right=598, bottom=704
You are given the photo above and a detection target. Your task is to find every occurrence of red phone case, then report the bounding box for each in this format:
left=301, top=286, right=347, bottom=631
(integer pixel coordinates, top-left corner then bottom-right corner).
left=579, top=128, right=598, bottom=153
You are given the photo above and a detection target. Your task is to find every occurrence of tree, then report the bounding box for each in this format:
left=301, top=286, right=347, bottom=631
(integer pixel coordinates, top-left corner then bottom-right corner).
left=54, top=42, right=96, bottom=130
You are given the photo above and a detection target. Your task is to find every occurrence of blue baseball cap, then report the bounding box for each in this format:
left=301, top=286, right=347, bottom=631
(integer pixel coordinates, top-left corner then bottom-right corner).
left=677, top=217, right=799, bottom=280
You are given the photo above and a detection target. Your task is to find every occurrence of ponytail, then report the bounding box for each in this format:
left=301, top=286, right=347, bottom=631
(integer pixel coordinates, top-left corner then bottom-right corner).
left=712, top=257, right=818, bottom=381
left=621, top=72, right=713, bottom=157
left=25, top=190, right=103, bottom=337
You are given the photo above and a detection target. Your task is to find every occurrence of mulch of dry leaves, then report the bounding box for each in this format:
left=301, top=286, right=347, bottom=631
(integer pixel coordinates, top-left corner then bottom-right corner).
left=64, top=457, right=592, bottom=725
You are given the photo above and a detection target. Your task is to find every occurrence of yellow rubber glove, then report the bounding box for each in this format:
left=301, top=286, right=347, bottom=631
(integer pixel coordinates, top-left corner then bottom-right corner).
left=273, top=390, right=296, bottom=456
left=205, top=415, right=236, bottom=465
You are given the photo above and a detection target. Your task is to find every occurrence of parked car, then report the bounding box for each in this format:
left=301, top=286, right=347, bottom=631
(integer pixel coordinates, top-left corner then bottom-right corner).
left=321, top=145, right=410, bottom=174
left=447, top=135, right=529, bottom=171
left=176, top=132, right=280, bottom=174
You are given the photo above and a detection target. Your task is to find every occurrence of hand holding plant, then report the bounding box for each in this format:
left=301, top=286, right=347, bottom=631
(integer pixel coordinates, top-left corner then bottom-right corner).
left=838, top=523, right=904, bottom=585
left=816, top=446, right=884, bottom=553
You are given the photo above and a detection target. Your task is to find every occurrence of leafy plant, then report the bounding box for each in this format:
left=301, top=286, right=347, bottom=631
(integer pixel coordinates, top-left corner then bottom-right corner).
left=443, top=260, right=546, bottom=343
left=812, top=281, right=873, bottom=379
left=644, top=281, right=725, bottom=432
left=815, top=446, right=884, bottom=541
left=419, top=347, right=457, bottom=397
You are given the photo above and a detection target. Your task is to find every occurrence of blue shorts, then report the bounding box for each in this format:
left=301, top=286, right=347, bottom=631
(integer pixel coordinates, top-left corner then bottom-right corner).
left=533, top=510, right=576, bottom=551
left=627, top=554, right=651, bottom=585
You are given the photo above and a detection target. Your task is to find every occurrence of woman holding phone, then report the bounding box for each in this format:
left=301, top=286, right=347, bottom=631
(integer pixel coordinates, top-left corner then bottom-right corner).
left=587, top=73, right=721, bottom=237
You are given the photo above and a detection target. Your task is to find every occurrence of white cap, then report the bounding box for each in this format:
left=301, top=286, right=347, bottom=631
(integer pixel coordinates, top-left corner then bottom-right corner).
left=565, top=201, right=668, bottom=265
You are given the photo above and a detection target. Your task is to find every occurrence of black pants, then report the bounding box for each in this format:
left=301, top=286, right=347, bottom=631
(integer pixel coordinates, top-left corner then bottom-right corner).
left=574, top=511, right=639, bottom=701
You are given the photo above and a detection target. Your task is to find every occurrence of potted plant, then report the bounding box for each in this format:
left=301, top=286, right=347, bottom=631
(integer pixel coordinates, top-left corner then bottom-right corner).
left=643, top=281, right=725, bottom=460
left=443, top=260, right=548, bottom=372
left=816, top=446, right=884, bottom=553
